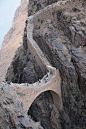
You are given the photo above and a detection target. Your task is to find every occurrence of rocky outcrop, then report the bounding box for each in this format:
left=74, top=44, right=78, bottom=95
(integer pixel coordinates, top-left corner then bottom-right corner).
left=60, top=82, right=86, bottom=129
left=0, top=84, right=43, bottom=129
left=57, top=9, right=86, bottom=48
left=28, top=0, right=58, bottom=17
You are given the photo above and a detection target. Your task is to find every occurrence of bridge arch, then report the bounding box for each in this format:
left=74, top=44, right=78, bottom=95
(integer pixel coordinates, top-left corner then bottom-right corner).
left=12, top=69, right=62, bottom=111
left=28, top=89, right=62, bottom=111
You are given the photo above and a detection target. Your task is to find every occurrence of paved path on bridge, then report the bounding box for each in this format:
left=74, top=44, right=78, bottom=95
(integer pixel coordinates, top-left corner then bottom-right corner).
left=12, top=66, right=61, bottom=111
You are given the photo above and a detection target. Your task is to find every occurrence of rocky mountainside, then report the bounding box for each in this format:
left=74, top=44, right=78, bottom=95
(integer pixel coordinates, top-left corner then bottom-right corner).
left=0, top=0, right=43, bottom=128
left=32, top=0, right=86, bottom=128
left=0, top=0, right=28, bottom=83
left=0, top=84, right=43, bottom=129
left=0, top=0, right=86, bottom=129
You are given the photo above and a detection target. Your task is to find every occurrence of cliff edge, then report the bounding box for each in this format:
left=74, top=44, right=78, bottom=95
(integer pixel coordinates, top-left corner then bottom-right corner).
left=0, top=0, right=28, bottom=83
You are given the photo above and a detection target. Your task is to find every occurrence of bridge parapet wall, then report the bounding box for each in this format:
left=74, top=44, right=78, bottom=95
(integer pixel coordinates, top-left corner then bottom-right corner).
left=27, top=0, right=70, bottom=74
left=27, top=16, right=51, bottom=74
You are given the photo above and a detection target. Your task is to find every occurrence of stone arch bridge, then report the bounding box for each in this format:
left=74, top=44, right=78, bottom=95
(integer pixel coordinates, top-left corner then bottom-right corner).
left=12, top=65, right=62, bottom=111
left=11, top=0, right=68, bottom=112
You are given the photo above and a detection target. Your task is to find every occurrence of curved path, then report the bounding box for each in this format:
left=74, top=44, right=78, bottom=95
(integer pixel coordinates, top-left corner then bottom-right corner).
left=11, top=0, right=71, bottom=111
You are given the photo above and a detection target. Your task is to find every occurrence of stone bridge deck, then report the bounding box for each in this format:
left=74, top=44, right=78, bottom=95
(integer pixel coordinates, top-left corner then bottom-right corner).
left=12, top=66, right=61, bottom=111
left=11, top=0, right=70, bottom=112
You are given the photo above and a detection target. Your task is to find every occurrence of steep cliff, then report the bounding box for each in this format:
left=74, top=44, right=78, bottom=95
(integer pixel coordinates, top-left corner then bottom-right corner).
left=5, top=36, right=44, bottom=84
left=0, top=0, right=44, bottom=128
left=32, top=0, right=86, bottom=128
left=0, top=0, right=86, bottom=129
left=0, top=0, right=28, bottom=83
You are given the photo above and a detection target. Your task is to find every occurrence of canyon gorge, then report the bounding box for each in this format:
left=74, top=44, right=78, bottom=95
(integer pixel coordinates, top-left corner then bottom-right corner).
left=0, top=0, right=86, bottom=129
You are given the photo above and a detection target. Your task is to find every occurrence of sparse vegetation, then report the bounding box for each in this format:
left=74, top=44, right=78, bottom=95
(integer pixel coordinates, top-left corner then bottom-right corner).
left=70, top=87, right=84, bottom=108
left=66, top=22, right=72, bottom=28
left=22, top=34, right=26, bottom=41
left=41, top=19, right=43, bottom=24
left=32, top=3, right=34, bottom=7
left=57, top=8, right=66, bottom=20
left=70, top=95, right=75, bottom=106
left=50, top=27, right=53, bottom=30
left=47, top=22, right=49, bottom=25
left=38, top=18, right=40, bottom=22
left=65, top=53, right=71, bottom=56
left=37, top=18, right=43, bottom=23
left=52, top=10, right=55, bottom=17
left=58, top=8, right=66, bottom=12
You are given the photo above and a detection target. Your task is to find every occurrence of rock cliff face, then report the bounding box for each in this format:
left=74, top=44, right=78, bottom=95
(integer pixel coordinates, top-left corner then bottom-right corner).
left=0, top=0, right=44, bottom=128
left=5, top=26, right=44, bottom=84
left=0, top=0, right=86, bottom=129
left=32, top=0, right=86, bottom=128
left=0, top=84, right=43, bottom=129
left=0, top=0, right=28, bottom=83
left=28, top=0, right=58, bottom=17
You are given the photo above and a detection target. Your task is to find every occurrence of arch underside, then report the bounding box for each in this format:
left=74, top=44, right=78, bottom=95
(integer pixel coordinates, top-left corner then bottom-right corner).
left=28, top=90, right=61, bottom=110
